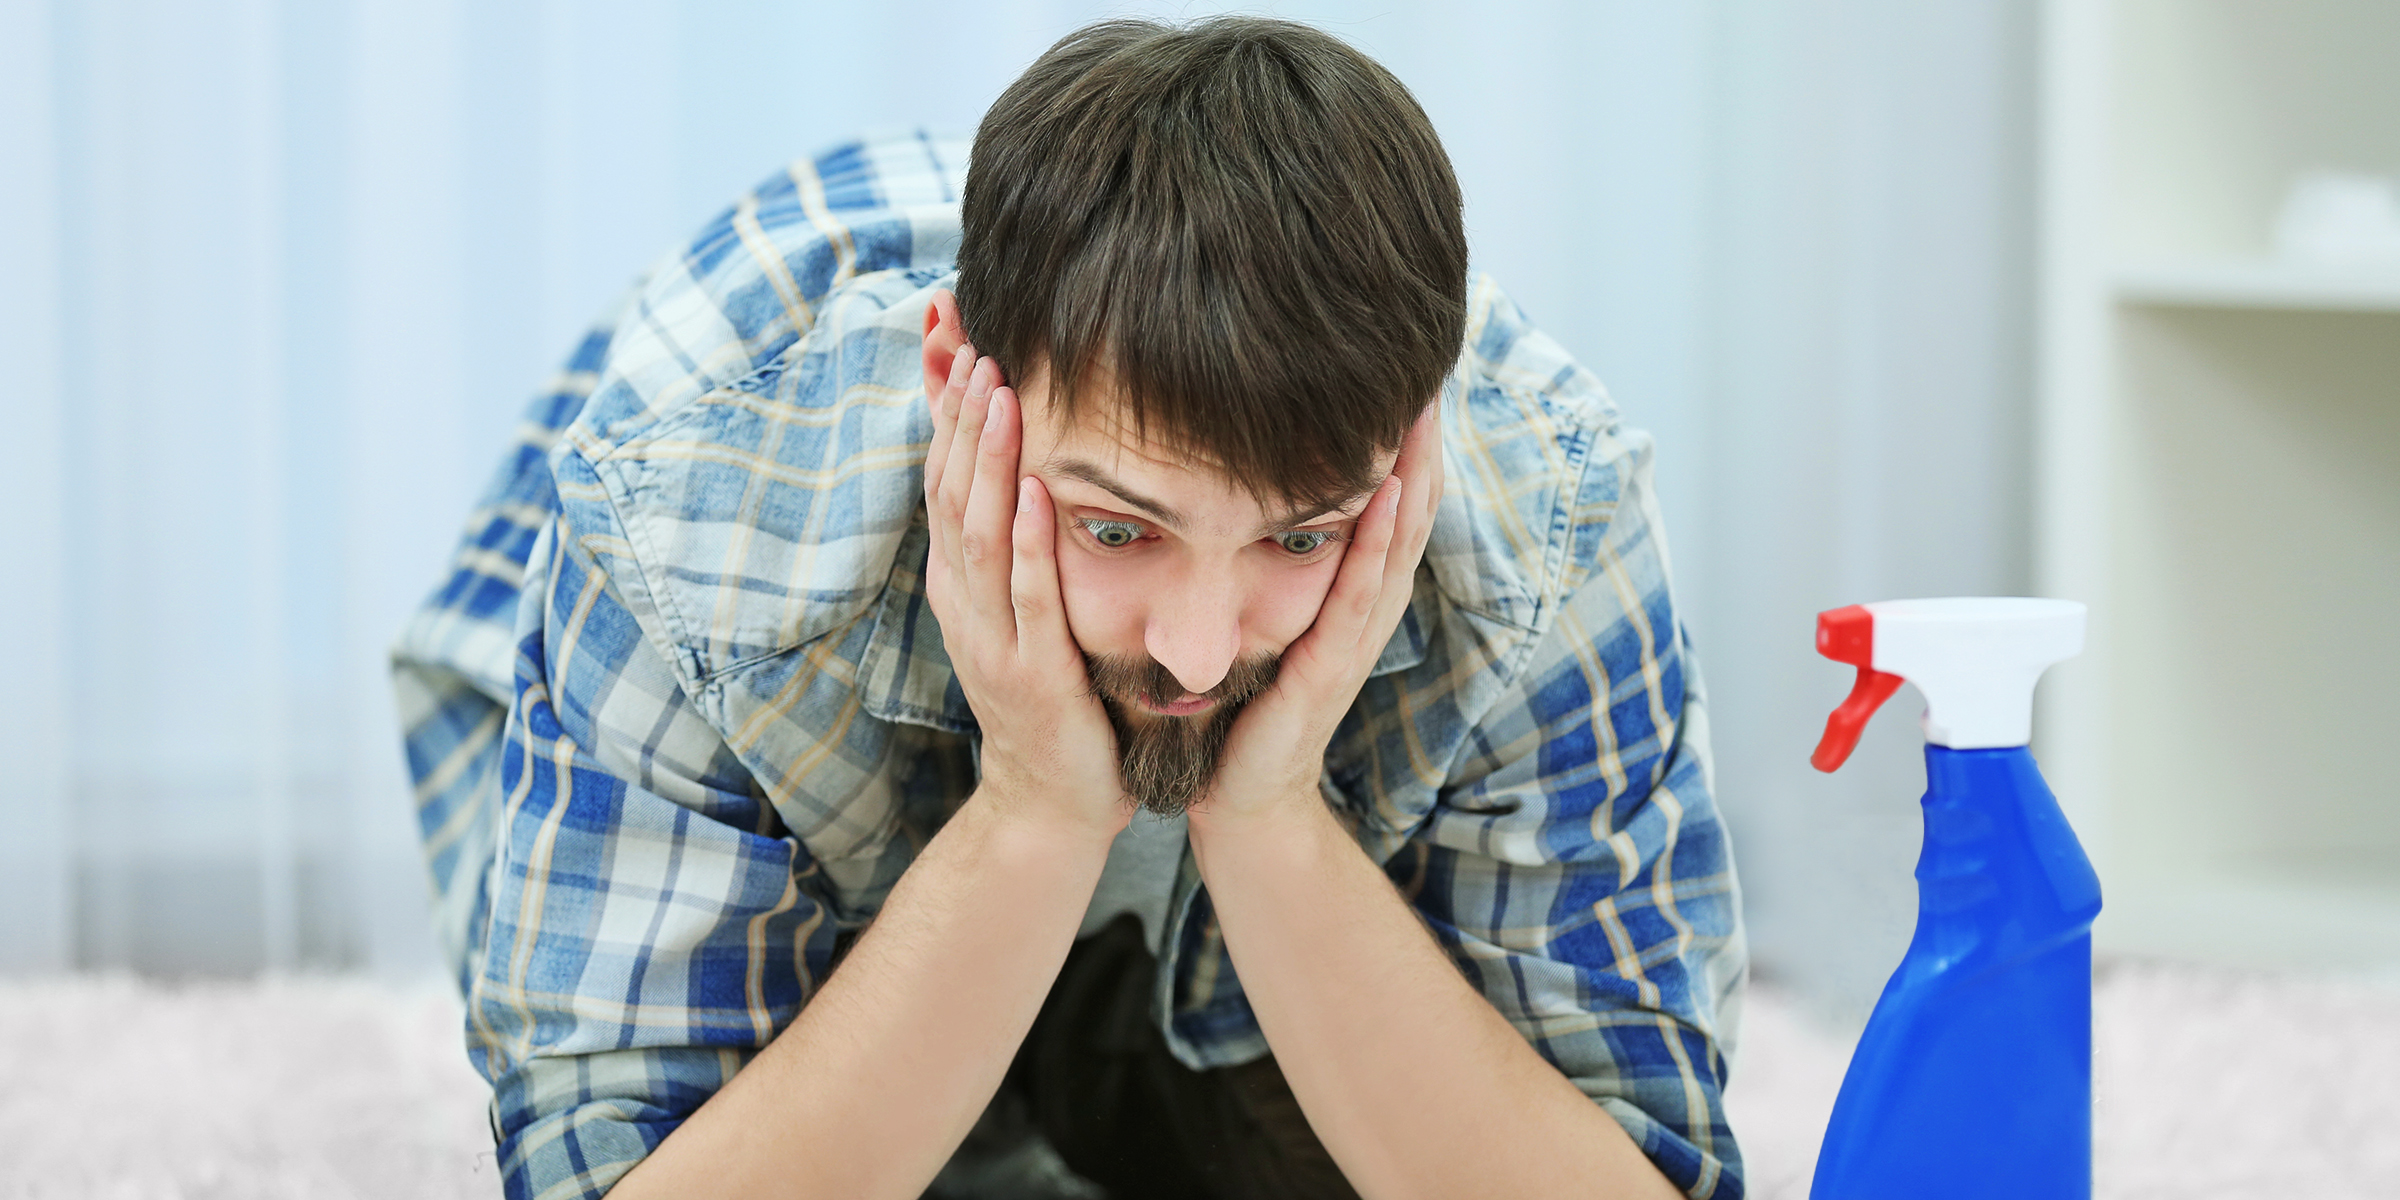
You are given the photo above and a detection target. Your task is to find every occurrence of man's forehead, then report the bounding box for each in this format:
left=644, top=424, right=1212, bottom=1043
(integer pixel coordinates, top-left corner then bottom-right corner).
left=1018, top=370, right=1200, bottom=463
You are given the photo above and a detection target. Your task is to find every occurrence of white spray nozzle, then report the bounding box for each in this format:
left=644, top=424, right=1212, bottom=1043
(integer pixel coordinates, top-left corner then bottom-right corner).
left=1813, top=597, right=2086, bottom=771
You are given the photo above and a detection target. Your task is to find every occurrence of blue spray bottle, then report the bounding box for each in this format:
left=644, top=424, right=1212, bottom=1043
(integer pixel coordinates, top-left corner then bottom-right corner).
left=1805, top=597, right=2102, bottom=1199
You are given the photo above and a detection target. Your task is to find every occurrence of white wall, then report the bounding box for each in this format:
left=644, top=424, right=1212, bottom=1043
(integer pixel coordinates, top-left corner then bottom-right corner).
left=1698, top=1, right=2039, bottom=1017
left=0, top=0, right=2035, bottom=1016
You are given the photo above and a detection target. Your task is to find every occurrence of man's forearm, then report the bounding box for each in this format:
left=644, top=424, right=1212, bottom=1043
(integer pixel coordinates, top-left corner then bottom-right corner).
left=1187, top=799, right=1687, bottom=1200
left=611, top=791, right=1118, bottom=1200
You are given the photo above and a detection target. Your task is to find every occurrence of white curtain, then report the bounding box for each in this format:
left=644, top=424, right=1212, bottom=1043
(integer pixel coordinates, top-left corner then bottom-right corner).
left=0, top=0, right=2034, bottom=1014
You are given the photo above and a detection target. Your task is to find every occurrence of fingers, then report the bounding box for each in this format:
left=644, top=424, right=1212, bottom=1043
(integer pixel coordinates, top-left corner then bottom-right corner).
left=1382, top=402, right=1443, bottom=600
left=1349, top=403, right=1441, bottom=646
left=923, top=344, right=975, bottom=511
left=1302, top=473, right=1404, bottom=668
left=1398, top=401, right=1445, bottom=532
left=1351, top=472, right=1406, bottom=616
left=1282, top=405, right=1434, bottom=686
left=937, top=358, right=999, bottom=518
left=941, top=345, right=975, bottom=424
left=957, top=383, right=1024, bottom=629
left=1009, top=475, right=1074, bottom=665
left=926, top=353, right=998, bottom=637
left=931, top=357, right=999, bottom=580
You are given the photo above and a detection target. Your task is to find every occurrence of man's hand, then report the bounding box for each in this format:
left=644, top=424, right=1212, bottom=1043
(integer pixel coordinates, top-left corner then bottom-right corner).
left=1193, top=402, right=1444, bottom=827
left=923, top=337, right=1130, bottom=840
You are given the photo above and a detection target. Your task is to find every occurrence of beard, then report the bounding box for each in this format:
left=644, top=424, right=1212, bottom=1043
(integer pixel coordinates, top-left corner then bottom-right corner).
left=1082, top=650, right=1281, bottom=818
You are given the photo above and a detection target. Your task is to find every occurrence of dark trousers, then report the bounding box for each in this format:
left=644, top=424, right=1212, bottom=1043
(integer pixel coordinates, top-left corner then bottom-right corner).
left=937, top=916, right=1362, bottom=1200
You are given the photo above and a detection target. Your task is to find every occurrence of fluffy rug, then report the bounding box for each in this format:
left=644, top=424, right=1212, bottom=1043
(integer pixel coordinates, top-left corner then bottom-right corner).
left=1, top=960, right=2393, bottom=1198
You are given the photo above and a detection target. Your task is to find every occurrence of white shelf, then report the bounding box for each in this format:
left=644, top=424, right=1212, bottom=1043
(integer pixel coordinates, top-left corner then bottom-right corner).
left=2041, top=0, right=2400, bottom=977
left=2116, top=259, right=2400, bottom=312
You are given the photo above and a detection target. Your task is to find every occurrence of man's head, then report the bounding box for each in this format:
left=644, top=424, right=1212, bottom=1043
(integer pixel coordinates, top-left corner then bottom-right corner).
left=923, top=17, right=1465, bottom=814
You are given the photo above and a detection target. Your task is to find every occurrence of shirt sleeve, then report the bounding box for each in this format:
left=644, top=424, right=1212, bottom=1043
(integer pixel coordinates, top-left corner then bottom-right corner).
left=392, top=132, right=971, bottom=1199
left=395, top=302, right=625, bottom=993
left=468, top=513, right=846, bottom=1200
left=1392, top=429, right=1748, bottom=1199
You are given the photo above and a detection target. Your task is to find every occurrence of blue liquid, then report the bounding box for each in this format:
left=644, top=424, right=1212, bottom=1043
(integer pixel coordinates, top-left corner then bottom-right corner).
left=1810, top=746, right=2104, bottom=1200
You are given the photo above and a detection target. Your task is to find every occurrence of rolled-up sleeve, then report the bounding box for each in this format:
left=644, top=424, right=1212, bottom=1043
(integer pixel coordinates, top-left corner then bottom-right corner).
left=471, top=517, right=844, bottom=1199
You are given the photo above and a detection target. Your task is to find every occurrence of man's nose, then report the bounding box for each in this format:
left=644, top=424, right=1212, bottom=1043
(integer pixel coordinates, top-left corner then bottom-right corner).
left=1144, top=573, right=1241, bottom=697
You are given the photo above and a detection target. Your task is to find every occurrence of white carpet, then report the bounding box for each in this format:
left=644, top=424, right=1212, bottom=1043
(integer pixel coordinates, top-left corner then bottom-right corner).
left=2, top=961, right=2394, bottom=1198
left=0, top=976, right=495, bottom=1199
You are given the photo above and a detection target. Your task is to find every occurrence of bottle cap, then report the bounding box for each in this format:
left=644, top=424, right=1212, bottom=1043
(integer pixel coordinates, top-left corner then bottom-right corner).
left=1811, top=597, right=2086, bottom=772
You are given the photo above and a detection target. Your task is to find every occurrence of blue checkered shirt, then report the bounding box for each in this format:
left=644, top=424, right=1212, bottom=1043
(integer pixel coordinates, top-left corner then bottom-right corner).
left=394, top=131, right=1748, bottom=1200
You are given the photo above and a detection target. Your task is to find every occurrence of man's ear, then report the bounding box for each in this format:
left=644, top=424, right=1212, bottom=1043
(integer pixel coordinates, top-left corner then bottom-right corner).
left=922, top=288, right=969, bottom=400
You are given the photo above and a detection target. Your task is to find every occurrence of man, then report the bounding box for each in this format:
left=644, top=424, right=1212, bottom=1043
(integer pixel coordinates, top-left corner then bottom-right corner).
left=396, top=16, right=1744, bottom=1200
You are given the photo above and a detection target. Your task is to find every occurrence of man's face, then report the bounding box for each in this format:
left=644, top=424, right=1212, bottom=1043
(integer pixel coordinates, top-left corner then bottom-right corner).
left=1012, top=372, right=1394, bottom=816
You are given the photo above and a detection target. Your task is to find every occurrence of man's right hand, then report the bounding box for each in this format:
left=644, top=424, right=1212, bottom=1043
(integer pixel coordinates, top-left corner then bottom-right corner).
left=922, top=326, right=1130, bottom=841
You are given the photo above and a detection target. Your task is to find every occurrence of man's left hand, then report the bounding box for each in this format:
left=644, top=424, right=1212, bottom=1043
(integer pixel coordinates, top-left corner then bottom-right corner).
left=1193, top=403, right=1443, bottom=827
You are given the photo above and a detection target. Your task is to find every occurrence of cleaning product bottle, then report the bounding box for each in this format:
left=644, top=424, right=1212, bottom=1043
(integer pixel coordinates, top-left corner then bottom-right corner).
left=1805, top=597, right=2101, bottom=1200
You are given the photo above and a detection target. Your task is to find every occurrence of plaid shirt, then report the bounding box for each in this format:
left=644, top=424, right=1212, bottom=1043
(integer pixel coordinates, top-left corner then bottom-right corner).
left=394, top=131, right=1747, bottom=1200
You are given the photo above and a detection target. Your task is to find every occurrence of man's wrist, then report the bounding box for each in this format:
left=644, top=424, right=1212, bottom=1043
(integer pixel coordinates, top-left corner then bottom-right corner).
left=964, top=776, right=1131, bottom=857
left=1186, top=780, right=1342, bottom=865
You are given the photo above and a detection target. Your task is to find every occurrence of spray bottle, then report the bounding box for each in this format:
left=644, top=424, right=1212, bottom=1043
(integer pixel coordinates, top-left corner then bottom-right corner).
left=1805, top=597, right=2101, bottom=1199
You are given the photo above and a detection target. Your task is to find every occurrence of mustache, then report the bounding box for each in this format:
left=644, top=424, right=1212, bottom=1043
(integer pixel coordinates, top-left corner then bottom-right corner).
left=1081, top=651, right=1281, bottom=712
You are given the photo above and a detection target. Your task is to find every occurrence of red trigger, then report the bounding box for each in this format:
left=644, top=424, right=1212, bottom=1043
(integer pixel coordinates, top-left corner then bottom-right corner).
left=1813, top=666, right=1905, bottom=773
left=1811, top=604, right=1901, bottom=773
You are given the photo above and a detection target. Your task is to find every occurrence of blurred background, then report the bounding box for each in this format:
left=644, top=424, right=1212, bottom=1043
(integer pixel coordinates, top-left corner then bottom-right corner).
left=1, top=0, right=2393, bottom=1030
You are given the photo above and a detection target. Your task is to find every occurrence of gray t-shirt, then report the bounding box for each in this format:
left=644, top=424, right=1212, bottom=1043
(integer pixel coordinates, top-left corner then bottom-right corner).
left=1076, top=811, right=1187, bottom=952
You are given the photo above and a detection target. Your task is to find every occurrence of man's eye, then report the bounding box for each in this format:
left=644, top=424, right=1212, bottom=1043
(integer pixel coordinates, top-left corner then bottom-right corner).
left=1273, top=531, right=1337, bottom=556
left=1081, top=519, right=1145, bottom=549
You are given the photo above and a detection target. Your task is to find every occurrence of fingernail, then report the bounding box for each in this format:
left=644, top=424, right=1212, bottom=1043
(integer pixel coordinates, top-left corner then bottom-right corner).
left=1018, top=477, right=1036, bottom=513
left=969, top=357, right=994, bottom=396
left=979, top=389, right=1010, bottom=444
left=947, top=345, right=973, bottom=388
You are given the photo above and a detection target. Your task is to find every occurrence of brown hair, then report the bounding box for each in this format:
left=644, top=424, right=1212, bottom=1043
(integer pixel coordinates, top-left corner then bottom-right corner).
left=955, top=16, right=1467, bottom=512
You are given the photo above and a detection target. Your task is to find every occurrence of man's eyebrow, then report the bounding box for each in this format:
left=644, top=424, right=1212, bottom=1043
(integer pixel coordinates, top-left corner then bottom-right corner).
left=1046, top=454, right=1374, bottom=540
left=1046, top=456, right=1189, bottom=531
left=1254, top=498, right=1367, bottom=540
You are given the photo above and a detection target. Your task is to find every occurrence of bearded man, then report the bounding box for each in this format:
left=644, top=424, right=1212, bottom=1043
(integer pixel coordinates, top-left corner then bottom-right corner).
left=395, top=16, right=1745, bottom=1200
